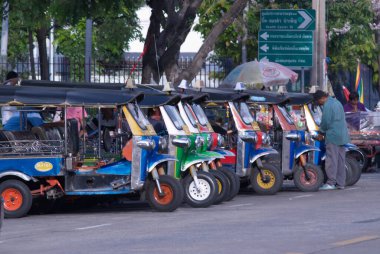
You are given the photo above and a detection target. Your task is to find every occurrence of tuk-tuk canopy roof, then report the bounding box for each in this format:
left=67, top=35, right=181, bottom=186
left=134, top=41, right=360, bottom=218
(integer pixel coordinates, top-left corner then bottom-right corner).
left=21, top=80, right=125, bottom=90
left=185, top=88, right=250, bottom=102
left=284, top=93, right=313, bottom=105
left=244, top=90, right=287, bottom=105
left=0, top=85, right=142, bottom=106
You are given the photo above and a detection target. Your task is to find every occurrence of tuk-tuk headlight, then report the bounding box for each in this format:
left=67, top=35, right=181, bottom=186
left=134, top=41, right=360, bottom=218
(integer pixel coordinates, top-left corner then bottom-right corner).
left=207, top=134, right=213, bottom=149
left=240, top=132, right=257, bottom=143
left=195, top=136, right=203, bottom=148
left=217, top=134, right=224, bottom=147
left=285, top=132, right=301, bottom=141
left=172, top=137, right=190, bottom=148
left=158, top=136, right=168, bottom=151
left=262, top=133, right=271, bottom=145
left=310, top=130, right=319, bottom=140
left=137, top=139, right=155, bottom=150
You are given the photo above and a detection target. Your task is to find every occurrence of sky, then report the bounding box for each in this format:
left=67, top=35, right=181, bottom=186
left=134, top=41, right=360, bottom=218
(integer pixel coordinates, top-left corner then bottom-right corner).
left=129, top=6, right=203, bottom=53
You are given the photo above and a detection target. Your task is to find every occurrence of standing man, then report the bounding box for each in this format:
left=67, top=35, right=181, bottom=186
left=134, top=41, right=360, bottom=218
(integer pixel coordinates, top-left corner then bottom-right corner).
left=314, top=90, right=350, bottom=190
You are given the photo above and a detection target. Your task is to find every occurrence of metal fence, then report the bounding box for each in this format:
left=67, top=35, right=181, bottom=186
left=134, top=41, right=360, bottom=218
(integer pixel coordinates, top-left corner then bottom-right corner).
left=0, top=56, right=231, bottom=88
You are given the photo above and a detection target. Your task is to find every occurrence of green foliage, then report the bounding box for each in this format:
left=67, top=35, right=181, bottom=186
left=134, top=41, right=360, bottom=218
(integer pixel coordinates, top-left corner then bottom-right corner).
left=326, top=0, right=377, bottom=76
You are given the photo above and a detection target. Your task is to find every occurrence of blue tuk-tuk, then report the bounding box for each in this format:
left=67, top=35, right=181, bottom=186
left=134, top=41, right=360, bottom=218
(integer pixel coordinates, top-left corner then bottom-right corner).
left=0, top=85, right=184, bottom=218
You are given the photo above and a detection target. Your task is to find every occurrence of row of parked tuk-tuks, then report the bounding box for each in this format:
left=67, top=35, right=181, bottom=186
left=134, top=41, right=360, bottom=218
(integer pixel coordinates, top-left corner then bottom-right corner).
left=0, top=80, right=364, bottom=219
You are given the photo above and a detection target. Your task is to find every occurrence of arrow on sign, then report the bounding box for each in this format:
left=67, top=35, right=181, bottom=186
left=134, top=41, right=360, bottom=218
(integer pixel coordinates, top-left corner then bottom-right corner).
left=298, top=11, right=312, bottom=29
left=260, top=44, right=269, bottom=52
left=260, top=32, right=269, bottom=41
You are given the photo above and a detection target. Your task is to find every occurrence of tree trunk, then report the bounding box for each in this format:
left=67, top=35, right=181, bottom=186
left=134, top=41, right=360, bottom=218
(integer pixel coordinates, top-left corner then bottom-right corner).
left=142, top=0, right=202, bottom=84
left=177, top=0, right=249, bottom=85
left=35, top=27, right=49, bottom=80
left=28, top=29, right=36, bottom=80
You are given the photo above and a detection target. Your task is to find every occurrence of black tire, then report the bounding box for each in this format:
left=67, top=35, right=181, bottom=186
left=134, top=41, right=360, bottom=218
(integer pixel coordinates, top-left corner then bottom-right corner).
left=218, top=167, right=240, bottom=201
left=182, top=171, right=218, bottom=208
left=322, top=160, right=353, bottom=187
left=209, top=170, right=230, bottom=205
left=250, top=163, right=282, bottom=195
left=347, top=150, right=368, bottom=172
left=146, top=175, right=184, bottom=212
left=0, top=180, right=33, bottom=218
left=294, top=163, right=324, bottom=192
left=346, top=156, right=361, bottom=186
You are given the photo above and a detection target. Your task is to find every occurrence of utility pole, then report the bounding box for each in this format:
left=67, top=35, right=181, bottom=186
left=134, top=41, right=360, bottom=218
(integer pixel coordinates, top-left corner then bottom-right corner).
left=1, top=1, right=9, bottom=65
left=311, top=0, right=326, bottom=91
left=85, top=0, right=92, bottom=83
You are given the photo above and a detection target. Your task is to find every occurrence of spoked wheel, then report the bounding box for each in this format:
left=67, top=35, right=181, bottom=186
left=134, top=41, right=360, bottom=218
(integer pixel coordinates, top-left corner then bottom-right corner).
left=209, top=170, right=230, bottom=205
left=250, top=164, right=282, bottom=195
left=146, top=175, right=184, bottom=212
left=346, top=156, right=362, bottom=186
left=0, top=180, right=32, bottom=218
left=294, top=164, right=323, bottom=192
left=182, top=171, right=218, bottom=208
left=218, top=167, right=240, bottom=201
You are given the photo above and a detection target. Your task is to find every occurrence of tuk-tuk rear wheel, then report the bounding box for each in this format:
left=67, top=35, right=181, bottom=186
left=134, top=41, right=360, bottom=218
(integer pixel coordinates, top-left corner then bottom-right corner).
left=294, top=164, right=323, bottom=192
left=0, top=180, right=32, bottom=218
left=250, top=164, right=282, bottom=195
left=146, top=175, right=184, bottom=212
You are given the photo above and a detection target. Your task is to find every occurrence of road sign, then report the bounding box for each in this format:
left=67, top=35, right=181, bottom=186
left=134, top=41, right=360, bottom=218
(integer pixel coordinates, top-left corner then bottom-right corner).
left=259, top=42, right=312, bottom=55
left=259, top=31, right=313, bottom=42
left=258, top=55, right=313, bottom=67
left=260, top=9, right=316, bottom=31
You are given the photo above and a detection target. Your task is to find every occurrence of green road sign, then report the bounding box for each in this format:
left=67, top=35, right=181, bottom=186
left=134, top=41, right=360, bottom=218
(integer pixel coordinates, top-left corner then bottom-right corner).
left=260, top=9, right=316, bottom=31
left=259, top=42, right=312, bottom=55
left=258, top=55, right=313, bottom=67
left=259, top=31, right=313, bottom=42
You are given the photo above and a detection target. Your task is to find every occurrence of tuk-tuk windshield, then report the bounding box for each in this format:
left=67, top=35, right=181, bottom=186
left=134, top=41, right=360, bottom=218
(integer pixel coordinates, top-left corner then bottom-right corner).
left=192, top=103, right=208, bottom=126
left=307, top=104, right=322, bottom=126
left=164, top=105, right=185, bottom=130
left=278, top=105, right=295, bottom=125
left=127, top=103, right=150, bottom=130
left=234, top=102, right=254, bottom=125
left=184, top=103, right=197, bottom=128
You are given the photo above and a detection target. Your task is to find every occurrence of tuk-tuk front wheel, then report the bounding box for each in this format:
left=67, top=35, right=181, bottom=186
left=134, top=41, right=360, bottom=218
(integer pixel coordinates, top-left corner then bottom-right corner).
left=209, top=170, right=230, bottom=205
left=294, top=164, right=323, bottom=192
left=218, top=167, right=240, bottom=201
left=250, top=164, right=282, bottom=195
left=146, top=175, right=184, bottom=212
left=182, top=171, right=218, bottom=208
left=0, top=180, right=33, bottom=218
left=346, top=156, right=361, bottom=186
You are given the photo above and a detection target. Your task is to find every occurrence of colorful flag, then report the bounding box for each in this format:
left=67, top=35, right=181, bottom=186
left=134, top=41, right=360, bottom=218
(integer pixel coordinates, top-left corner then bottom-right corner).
left=342, top=85, right=350, bottom=102
left=355, top=63, right=364, bottom=103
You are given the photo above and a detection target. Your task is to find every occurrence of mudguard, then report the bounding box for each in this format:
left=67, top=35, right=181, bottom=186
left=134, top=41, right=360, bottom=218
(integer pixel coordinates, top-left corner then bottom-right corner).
left=182, top=152, right=214, bottom=171
left=213, top=148, right=236, bottom=157
left=344, top=143, right=365, bottom=161
left=147, top=153, right=177, bottom=172
left=295, top=144, right=320, bottom=159
left=198, top=150, right=225, bottom=160
left=249, top=147, right=278, bottom=164
left=0, top=171, right=37, bottom=182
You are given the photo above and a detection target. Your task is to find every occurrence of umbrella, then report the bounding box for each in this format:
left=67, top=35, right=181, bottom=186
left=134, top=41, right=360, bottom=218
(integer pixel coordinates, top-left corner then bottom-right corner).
left=221, top=60, right=298, bottom=89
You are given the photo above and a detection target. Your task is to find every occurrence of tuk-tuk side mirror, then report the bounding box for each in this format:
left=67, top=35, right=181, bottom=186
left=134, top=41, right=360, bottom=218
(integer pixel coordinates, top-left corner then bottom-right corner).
left=137, top=139, right=155, bottom=150
left=286, top=133, right=301, bottom=141
left=240, top=133, right=257, bottom=143
left=172, top=138, right=190, bottom=148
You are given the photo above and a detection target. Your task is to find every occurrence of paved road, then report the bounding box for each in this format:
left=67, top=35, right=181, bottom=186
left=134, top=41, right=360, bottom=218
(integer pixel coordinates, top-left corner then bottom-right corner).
left=1, top=173, right=380, bottom=254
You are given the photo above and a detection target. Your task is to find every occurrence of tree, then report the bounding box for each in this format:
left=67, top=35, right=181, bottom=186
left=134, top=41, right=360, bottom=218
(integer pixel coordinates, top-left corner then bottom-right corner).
left=141, top=0, right=203, bottom=84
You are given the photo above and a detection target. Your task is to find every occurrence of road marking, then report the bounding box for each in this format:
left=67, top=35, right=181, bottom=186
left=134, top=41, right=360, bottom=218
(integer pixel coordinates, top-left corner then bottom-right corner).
left=333, top=235, right=380, bottom=247
left=344, top=187, right=360, bottom=191
left=289, top=194, right=313, bottom=200
left=75, top=223, right=111, bottom=231
left=228, top=204, right=251, bottom=208
left=285, top=252, right=303, bottom=254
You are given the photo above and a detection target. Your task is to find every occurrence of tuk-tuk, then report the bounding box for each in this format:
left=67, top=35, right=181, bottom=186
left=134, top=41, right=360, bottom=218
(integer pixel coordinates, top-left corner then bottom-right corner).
left=0, top=85, right=184, bottom=218
left=197, top=88, right=283, bottom=195
left=247, top=89, right=324, bottom=192
left=294, top=93, right=363, bottom=186
left=177, top=93, right=239, bottom=203
left=179, top=93, right=240, bottom=201
left=139, top=92, right=220, bottom=208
